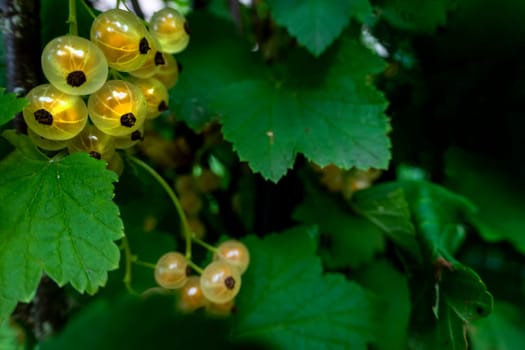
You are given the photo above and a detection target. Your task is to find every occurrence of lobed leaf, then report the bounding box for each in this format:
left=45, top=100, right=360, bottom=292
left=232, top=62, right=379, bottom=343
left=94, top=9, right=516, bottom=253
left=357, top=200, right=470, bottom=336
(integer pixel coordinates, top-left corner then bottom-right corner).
left=233, top=226, right=378, bottom=349
left=0, top=135, right=123, bottom=322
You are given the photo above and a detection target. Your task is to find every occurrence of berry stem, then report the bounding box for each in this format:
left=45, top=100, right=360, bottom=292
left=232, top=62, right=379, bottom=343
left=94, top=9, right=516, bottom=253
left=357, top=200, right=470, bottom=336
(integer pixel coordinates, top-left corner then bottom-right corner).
left=186, top=259, right=204, bottom=274
left=129, top=156, right=193, bottom=260
left=120, top=235, right=138, bottom=295
left=191, top=235, right=218, bottom=254
left=68, top=0, right=78, bottom=36
left=133, top=260, right=157, bottom=269
left=80, top=0, right=98, bottom=20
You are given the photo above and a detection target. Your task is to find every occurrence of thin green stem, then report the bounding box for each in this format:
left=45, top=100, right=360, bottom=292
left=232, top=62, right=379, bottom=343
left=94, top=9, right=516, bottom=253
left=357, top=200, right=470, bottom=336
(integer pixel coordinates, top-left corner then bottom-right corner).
left=121, top=235, right=138, bottom=295
left=68, top=0, right=78, bottom=35
left=192, top=235, right=218, bottom=254
left=133, top=260, right=156, bottom=269
left=186, top=259, right=203, bottom=274
left=129, top=156, right=193, bottom=259
left=80, top=0, right=98, bottom=20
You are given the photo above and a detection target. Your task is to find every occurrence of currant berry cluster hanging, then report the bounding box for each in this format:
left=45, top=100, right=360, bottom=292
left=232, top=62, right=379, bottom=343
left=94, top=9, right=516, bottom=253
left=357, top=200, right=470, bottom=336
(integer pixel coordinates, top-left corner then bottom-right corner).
left=23, top=5, right=188, bottom=175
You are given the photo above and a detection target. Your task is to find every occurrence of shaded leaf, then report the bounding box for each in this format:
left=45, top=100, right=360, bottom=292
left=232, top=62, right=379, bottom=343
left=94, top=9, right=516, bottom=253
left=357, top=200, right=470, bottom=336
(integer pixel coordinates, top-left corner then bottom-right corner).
left=0, top=89, right=27, bottom=128
left=445, top=148, right=525, bottom=255
left=233, top=226, right=378, bottom=349
left=293, top=184, right=384, bottom=268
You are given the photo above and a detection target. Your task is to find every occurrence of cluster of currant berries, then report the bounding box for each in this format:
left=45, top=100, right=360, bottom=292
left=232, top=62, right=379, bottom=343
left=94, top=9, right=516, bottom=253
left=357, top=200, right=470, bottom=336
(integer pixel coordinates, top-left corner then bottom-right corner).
left=154, top=240, right=250, bottom=315
left=22, top=6, right=189, bottom=174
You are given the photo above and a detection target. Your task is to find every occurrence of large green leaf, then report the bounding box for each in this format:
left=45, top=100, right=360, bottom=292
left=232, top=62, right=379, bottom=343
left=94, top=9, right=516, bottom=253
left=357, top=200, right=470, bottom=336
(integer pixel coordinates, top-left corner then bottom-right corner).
left=445, top=148, right=525, bottom=255
left=380, top=0, right=455, bottom=33
left=0, top=133, right=123, bottom=322
left=233, top=226, right=378, bottom=349
left=0, top=89, right=27, bottom=128
left=293, top=184, right=384, bottom=268
left=214, top=39, right=390, bottom=182
left=266, top=0, right=372, bottom=56
left=469, top=302, right=525, bottom=350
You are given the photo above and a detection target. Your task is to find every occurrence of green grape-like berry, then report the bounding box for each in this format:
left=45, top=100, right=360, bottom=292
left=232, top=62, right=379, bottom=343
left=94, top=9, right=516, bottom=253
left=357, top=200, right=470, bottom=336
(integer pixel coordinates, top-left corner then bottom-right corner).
left=131, top=78, right=169, bottom=119
left=90, top=9, right=152, bottom=72
left=149, top=7, right=190, bottom=54
left=41, top=35, right=108, bottom=95
left=155, top=252, right=188, bottom=289
left=23, top=84, right=88, bottom=141
left=200, top=260, right=241, bottom=304
left=68, top=124, right=116, bottom=161
left=114, top=125, right=144, bottom=149
left=214, top=240, right=250, bottom=274
left=177, top=276, right=208, bottom=312
left=88, top=80, right=147, bottom=137
left=27, top=127, right=68, bottom=151
left=153, top=53, right=180, bottom=89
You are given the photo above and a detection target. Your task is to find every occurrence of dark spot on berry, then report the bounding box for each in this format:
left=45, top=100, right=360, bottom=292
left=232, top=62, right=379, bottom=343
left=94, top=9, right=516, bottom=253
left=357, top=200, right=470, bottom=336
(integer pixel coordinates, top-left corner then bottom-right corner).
left=139, top=37, right=151, bottom=54
left=158, top=100, right=168, bottom=112
left=120, top=113, right=136, bottom=127
left=177, top=61, right=183, bottom=73
left=184, top=21, right=191, bottom=35
left=34, top=109, right=53, bottom=125
left=224, top=276, right=235, bottom=290
left=89, top=151, right=101, bottom=160
left=130, top=130, right=144, bottom=141
left=476, top=306, right=484, bottom=315
left=154, top=52, right=165, bottom=66
left=67, top=70, right=87, bottom=87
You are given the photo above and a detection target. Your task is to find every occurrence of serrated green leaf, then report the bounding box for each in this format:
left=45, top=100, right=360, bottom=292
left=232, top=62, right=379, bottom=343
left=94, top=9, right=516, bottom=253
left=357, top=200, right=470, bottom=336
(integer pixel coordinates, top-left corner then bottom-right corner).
left=233, top=226, right=378, bottom=349
left=0, top=148, right=123, bottom=322
left=380, top=0, right=455, bottom=33
left=266, top=0, right=372, bottom=56
left=352, top=183, right=419, bottom=256
left=358, top=260, right=410, bottom=350
left=469, top=302, right=525, bottom=350
left=0, top=89, right=28, bottom=128
left=445, top=148, right=525, bottom=255
left=293, top=184, right=384, bottom=268
left=214, top=39, right=390, bottom=182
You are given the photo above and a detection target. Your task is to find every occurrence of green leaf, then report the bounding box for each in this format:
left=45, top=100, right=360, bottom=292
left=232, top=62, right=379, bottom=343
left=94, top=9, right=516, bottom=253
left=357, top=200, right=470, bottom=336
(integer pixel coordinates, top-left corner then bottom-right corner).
left=352, top=183, right=419, bottom=256
left=400, top=181, right=476, bottom=260
left=293, top=184, right=385, bottom=268
left=0, top=89, right=28, bottom=128
left=440, top=265, right=493, bottom=322
left=214, top=39, right=390, bottom=182
left=445, top=148, right=525, bottom=255
left=380, top=0, right=455, bottom=33
left=0, top=321, right=24, bottom=350
left=233, top=226, right=378, bottom=349
left=469, top=302, right=525, bottom=350
left=358, top=260, right=411, bottom=350
left=0, top=145, right=123, bottom=322
left=170, top=13, right=263, bottom=130
left=41, top=295, right=252, bottom=350
left=266, top=0, right=372, bottom=56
